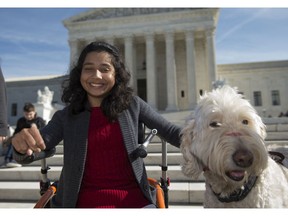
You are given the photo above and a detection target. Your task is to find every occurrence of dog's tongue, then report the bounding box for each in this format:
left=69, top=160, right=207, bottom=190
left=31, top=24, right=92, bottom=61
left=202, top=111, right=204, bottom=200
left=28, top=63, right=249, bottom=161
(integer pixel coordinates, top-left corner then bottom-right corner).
left=229, top=170, right=245, bottom=181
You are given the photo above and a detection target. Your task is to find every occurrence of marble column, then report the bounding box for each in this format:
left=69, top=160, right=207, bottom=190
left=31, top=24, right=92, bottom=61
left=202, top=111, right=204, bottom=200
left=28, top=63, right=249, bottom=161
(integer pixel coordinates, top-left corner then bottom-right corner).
left=205, top=29, right=217, bottom=90
left=68, top=39, right=79, bottom=68
left=124, top=35, right=137, bottom=91
left=185, top=30, right=197, bottom=109
left=165, top=31, right=178, bottom=111
left=145, top=33, right=157, bottom=110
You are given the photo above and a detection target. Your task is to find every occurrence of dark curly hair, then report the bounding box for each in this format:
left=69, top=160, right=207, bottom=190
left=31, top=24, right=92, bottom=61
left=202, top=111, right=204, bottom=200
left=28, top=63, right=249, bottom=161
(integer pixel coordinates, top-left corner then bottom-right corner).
left=61, top=41, right=134, bottom=121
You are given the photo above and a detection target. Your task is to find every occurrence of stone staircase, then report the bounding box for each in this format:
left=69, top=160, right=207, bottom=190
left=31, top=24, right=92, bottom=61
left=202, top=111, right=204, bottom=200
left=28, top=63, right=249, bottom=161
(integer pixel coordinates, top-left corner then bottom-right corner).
left=0, top=135, right=206, bottom=208
left=1, top=112, right=288, bottom=208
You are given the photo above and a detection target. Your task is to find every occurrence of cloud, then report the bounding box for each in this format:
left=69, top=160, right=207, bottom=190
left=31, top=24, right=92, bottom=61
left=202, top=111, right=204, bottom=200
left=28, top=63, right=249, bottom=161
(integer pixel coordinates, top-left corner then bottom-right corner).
left=216, top=8, right=270, bottom=44
left=215, top=8, right=288, bottom=64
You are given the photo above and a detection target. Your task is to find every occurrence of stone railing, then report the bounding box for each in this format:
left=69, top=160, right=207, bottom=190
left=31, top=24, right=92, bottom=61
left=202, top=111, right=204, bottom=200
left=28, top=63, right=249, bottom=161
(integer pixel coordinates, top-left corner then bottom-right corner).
left=263, top=117, right=288, bottom=132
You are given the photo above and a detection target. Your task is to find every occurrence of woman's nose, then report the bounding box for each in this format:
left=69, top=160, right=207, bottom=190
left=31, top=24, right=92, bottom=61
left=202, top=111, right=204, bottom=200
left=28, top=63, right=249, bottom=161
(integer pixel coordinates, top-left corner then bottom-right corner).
left=95, top=69, right=102, bottom=78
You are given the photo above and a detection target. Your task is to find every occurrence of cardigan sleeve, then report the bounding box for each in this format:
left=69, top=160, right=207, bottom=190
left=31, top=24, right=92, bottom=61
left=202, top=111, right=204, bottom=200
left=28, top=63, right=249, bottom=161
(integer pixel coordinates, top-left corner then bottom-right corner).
left=40, top=109, right=65, bottom=150
left=136, top=96, right=183, bottom=148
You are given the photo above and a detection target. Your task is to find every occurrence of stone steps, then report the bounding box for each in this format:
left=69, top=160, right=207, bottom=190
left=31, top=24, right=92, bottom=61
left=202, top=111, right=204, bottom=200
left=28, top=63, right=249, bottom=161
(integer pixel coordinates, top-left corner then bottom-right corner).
left=0, top=181, right=206, bottom=204
left=1, top=130, right=288, bottom=208
left=27, top=152, right=184, bottom=167
left=0, top=165, right=202, bottom=182
left=265, top=132, right=288, bottom=140
left=51, top=139, right=288, bottom=154
left=0, top=136, right=206, bottom=207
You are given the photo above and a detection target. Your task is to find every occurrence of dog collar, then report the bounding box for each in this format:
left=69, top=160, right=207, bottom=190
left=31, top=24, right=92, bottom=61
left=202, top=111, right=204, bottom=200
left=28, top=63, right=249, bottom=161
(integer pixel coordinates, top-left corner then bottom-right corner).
left=212, top=175, right=258, bottom=203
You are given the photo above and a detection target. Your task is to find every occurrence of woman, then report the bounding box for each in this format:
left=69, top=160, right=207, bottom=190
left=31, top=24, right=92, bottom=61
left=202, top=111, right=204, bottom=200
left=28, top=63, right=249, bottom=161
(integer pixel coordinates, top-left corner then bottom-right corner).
left=12, top=41, right=182, bottom=208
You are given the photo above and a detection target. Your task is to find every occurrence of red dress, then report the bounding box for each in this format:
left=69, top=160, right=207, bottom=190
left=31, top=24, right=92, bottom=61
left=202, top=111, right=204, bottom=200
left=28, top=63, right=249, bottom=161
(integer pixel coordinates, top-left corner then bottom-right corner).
left=76, top=107, right=150, bottom=208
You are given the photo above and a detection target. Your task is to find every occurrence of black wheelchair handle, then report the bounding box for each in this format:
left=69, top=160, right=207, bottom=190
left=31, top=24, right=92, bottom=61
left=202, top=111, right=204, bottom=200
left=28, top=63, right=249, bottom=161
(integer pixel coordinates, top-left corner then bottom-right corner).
left=21, top=148, right=56, bottom=164
left=33, top=148, right=56, bottom=161
left=136, top=145, right=148, bottom=158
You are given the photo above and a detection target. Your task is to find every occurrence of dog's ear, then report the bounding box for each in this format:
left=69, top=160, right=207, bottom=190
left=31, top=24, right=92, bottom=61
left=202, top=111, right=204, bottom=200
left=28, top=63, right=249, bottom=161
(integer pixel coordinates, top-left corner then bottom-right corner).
left=259, top=125, right=267, bottom=140
left=254, top=114, right=267, bottom=140
left=180, top=120, right=203, bottom=179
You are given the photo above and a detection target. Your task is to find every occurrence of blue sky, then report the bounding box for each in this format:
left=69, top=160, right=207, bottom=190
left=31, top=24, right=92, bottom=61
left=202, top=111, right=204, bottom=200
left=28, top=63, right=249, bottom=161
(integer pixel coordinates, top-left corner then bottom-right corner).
left=1, top=7, right=288, bottom=80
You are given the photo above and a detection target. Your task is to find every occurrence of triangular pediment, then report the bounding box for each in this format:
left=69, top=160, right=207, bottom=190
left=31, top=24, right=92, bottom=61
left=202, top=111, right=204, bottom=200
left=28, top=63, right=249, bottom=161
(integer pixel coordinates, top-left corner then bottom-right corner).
left=65, top=8, right=199, bottom=23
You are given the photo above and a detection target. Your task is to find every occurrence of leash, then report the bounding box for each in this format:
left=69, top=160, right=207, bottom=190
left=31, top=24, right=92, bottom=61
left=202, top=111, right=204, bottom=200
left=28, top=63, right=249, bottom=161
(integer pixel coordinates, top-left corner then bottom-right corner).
left=268, top=151, right=285, bottom=166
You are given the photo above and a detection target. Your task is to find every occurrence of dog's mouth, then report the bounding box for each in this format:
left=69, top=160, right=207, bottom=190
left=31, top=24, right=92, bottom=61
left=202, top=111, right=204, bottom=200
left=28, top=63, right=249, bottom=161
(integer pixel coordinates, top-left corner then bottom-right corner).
left=226, top=170, right=245, bottom=181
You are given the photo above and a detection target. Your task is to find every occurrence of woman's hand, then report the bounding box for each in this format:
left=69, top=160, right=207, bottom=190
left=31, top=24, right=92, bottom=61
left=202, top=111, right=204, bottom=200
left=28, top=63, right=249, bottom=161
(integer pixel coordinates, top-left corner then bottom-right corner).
left=12, top=123, right=46, bottom=156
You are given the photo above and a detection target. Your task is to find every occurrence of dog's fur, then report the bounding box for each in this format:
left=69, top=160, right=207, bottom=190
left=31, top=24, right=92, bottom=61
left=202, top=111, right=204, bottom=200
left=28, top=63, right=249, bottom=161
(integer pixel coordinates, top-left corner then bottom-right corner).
left=180, top=85, right=288, bottom=208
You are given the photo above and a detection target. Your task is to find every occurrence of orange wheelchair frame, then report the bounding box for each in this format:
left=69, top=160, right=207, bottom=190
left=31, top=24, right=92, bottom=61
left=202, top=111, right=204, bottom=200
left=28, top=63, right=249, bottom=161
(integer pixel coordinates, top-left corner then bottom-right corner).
left=33, top=129, right=170, bottom=208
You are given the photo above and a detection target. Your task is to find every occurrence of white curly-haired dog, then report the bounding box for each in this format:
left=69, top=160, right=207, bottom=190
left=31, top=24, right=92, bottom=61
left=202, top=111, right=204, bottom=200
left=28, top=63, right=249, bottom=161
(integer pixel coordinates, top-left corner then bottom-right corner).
left=180, top=85, right=288, bottom=208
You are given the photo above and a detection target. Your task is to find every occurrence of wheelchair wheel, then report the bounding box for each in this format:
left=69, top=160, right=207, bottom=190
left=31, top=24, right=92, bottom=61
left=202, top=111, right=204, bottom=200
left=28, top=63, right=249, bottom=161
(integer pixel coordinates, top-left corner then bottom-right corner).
left=148, top=177, right=166, bottom=208
left=34, top=185, right=57, bottom=208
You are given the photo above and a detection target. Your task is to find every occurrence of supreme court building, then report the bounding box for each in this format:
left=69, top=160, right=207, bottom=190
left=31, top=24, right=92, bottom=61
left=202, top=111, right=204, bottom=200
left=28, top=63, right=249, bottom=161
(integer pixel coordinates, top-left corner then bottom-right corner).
left=63, top=8, right=219, bottom=111
left=5, top=8, right=288, bottom=125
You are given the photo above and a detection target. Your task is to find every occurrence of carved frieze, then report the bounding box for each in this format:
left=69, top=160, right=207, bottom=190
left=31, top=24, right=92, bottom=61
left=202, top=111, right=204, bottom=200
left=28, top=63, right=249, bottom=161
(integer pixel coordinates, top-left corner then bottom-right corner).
left=73, top=8, right=196, bottom=22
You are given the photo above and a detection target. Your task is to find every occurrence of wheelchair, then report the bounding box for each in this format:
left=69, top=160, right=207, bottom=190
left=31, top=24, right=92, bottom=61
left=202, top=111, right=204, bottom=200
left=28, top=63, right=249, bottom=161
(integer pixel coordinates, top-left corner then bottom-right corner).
left=33, top=128, right=170, bottom=208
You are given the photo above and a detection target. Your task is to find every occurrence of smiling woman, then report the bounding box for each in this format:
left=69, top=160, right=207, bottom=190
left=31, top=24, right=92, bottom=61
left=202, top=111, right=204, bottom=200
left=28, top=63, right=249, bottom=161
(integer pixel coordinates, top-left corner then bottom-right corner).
left=61, top=41, right=133, bottom=121
left=11, top=40, right=183, bottom=208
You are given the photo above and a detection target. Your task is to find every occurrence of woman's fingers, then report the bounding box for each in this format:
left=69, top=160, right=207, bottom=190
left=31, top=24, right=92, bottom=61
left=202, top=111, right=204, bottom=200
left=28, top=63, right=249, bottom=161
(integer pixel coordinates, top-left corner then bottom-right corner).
left=29, top=124, right=46, bottom=151
left=12, top=124, right=46, bottom=156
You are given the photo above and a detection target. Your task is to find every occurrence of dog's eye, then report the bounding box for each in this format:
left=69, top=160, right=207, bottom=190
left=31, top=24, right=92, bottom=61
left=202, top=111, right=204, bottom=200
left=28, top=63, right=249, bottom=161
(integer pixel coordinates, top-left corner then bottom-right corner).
left=209, top=121, right=221, bottom=128
left=242, top=119, right=249, bottom=125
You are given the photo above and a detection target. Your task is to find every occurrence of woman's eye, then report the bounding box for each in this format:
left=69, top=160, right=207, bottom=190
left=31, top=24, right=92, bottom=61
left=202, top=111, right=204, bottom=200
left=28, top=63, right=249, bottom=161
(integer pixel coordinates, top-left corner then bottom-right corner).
left=209, top=122, right=221, bottom=128
left=83, top=67, right=94, bottom=72
left=242, top=119, right=249, bottom=125
left=98, top=67, right=110, bottom=73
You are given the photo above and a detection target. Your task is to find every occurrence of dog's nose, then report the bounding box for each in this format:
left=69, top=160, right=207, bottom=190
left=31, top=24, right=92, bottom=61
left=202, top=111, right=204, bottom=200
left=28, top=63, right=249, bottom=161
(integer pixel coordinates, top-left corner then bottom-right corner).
left=232, top=149, right=253, bottom=168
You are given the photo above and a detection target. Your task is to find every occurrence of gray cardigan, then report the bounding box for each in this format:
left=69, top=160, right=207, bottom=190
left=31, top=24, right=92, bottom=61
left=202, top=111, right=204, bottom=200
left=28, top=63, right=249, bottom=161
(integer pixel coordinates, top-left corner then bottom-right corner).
left=14, top=96, right=182, bottom=207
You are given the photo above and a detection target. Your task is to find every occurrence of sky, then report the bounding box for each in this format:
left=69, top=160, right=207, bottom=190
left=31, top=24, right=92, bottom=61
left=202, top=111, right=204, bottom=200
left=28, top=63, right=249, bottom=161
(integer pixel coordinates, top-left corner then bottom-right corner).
left=1, top=4, right=288, bottom=80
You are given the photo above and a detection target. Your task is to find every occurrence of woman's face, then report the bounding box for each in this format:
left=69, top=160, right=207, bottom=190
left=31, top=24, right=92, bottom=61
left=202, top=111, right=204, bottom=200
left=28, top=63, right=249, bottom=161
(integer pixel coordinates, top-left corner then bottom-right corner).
left=80, top=51, right=116, bottom=107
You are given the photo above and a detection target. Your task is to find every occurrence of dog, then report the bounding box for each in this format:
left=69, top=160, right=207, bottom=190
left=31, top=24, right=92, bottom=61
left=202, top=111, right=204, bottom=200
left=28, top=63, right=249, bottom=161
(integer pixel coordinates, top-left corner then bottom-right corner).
left=180, top=85, right=288, bottom=208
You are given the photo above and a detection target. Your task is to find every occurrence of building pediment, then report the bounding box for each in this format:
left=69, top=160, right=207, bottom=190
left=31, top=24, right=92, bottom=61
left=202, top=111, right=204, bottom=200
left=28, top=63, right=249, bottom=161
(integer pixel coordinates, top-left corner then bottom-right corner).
left=65, top=8, right=199, bottom=23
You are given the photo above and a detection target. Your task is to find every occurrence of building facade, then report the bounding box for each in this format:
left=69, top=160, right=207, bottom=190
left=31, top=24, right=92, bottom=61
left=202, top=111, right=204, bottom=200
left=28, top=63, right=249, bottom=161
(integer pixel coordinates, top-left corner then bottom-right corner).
left=5, top=8, right=288, bottom=126
left=217, top=60, right=288, bottom=118
left=63, top=8, right=220, bottom=111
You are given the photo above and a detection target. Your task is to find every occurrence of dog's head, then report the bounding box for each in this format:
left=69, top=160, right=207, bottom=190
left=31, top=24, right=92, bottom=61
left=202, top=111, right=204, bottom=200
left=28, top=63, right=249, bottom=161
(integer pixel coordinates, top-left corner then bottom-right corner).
left=180, top=85, right=268, bottom=188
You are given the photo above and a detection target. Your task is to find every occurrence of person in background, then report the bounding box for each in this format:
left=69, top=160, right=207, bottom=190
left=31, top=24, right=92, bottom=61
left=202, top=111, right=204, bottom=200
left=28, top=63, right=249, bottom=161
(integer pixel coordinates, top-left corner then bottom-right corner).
left=12, top=41, right=183, bottom=208
left=279, top=112, right=284, bottom=117
left=0, top=67, right=8, bottom=155
left=2, top=103, right=46, bottom=168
